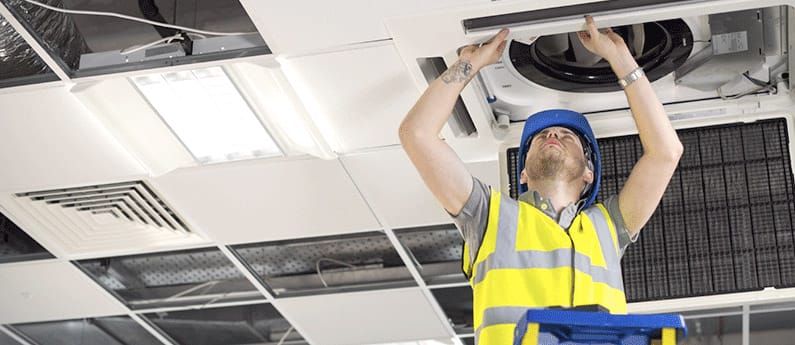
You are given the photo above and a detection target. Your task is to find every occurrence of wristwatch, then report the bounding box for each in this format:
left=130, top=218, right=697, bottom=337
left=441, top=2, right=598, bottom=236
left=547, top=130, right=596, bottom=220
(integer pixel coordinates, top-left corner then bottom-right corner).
left=618, top=67, right=645, bottom=89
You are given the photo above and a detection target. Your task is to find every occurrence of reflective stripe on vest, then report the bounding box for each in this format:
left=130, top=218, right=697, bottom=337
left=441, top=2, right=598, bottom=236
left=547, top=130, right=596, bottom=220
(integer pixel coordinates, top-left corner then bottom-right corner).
left=468, top=189, right=627, bottom=345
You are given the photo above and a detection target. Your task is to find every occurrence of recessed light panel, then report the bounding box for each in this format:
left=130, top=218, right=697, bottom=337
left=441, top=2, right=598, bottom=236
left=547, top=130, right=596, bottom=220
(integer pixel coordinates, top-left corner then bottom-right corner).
left=132, top=67, right=281, bottom=163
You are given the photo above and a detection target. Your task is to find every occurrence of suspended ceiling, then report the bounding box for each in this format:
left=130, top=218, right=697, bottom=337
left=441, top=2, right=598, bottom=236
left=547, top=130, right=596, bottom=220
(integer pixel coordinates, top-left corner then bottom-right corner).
left=2, top=0, right=795, bottom=344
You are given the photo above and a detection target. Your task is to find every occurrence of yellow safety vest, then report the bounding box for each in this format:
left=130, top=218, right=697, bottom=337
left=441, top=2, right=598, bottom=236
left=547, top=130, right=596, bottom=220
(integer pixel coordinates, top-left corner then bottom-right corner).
left=462, top=188, right=627, bottom=345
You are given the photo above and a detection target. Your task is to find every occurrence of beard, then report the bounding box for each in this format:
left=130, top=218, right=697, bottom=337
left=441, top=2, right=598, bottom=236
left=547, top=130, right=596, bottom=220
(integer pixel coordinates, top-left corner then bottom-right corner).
left=526, top=150, right=587, bottom=182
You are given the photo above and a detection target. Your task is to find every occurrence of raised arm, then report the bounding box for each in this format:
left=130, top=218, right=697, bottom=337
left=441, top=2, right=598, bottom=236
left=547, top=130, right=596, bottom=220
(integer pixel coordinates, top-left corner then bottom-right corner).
left=399, top=29, right=509, bottom=215
left=578, top=16, right=683, bottom=237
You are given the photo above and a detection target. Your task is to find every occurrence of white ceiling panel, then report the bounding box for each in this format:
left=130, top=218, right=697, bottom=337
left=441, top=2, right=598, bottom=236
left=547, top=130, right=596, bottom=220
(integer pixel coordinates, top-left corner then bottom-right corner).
left=0, top=85, right=146, bottom=193
left=153, top=157, right=380, bottom=245
left=240, top=0, right=487, bottom=53
left=275, top=287, right=449, bottom=345
left=0, top=260, right=128, bottom=324
left=281, top=42, right=419, bottom=153
left=342, top=148, right=499, bottom=229
left=340, top=148, right=447, bottom=229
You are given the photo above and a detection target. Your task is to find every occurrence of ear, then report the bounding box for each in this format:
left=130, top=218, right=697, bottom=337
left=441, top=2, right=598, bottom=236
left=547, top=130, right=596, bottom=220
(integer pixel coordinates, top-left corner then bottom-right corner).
left=582, top=166, right=594, bottom=184
left=520, top=169, right=528, bottom=184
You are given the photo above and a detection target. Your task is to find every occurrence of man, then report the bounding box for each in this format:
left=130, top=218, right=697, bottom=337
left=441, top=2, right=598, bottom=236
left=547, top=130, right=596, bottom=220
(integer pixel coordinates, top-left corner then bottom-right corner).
left=399, top=16, right=683, bottom=345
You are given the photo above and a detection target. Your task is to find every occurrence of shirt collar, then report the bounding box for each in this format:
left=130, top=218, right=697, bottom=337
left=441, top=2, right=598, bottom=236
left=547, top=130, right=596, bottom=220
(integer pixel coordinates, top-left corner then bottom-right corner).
left=518, top=190, right=585, bottom=229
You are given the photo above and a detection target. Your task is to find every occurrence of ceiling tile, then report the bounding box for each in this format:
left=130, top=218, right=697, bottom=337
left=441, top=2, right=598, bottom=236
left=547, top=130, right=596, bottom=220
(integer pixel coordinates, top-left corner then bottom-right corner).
left=0, top=260, right=128, bottom=324
left=275, top=287, right=449, bottom=345
left=0, top=86, right=146, bottom=192
left=153, top=158, right=380, bottom=245
left=240, top=0, right=487, bottom=53
left=282, top=43, right=418, bottom=152
left=341, top=148, right=499, bottom=229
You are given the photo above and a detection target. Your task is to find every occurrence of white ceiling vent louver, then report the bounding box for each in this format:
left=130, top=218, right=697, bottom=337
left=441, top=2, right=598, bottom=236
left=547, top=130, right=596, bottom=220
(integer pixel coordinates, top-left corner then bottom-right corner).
left=12, top=181, right=206, bottom=258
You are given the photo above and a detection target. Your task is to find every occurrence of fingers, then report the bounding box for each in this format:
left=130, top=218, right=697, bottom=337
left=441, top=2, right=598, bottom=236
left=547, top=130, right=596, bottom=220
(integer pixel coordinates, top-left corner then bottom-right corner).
left=584, top=15, right=600, bottom=39
left=576, top=30, right=589, bottom=42
left=606, top=28, right=624, bottom=44
left=497, top=40, right=507, bottom=54
left=484, top=28, right=510, bottom=49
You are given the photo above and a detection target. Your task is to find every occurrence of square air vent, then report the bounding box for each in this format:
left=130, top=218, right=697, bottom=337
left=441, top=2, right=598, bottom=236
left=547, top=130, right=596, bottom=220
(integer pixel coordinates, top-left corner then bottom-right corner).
left=13, top=180, right=205, bottom=257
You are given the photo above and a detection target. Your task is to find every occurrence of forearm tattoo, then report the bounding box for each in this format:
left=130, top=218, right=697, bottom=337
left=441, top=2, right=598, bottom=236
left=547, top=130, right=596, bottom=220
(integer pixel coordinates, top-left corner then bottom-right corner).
left=441, top=59, right=473, bottom=84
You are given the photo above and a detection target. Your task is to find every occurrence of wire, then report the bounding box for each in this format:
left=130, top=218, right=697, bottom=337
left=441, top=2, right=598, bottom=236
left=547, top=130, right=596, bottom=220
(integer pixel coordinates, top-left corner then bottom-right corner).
left=316, top=258, right=356, bottom=288
left=187, top=32, right=207, bottom=39
left=120, top=33, right=184, bottom=55
left=717, top=71, right=778, bottom=100
left=276, top=326, right=294, bottom=345
left=23, top=0, right=258, bottom=36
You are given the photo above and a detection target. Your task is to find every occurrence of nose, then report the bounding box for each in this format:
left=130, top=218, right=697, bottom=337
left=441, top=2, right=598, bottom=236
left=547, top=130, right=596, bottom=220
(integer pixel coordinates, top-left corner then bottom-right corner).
left=545, top=129, right=561, bottom=138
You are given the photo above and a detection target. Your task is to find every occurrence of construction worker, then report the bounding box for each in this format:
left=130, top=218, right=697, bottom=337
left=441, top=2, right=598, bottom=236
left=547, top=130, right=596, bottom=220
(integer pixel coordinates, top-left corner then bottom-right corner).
left=399, top=16, right=683, bottom=345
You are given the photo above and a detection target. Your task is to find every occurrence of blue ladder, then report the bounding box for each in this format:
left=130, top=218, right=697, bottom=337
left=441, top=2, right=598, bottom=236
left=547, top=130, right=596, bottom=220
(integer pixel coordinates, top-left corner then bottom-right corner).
left=513, top=309, right=687, bottom=345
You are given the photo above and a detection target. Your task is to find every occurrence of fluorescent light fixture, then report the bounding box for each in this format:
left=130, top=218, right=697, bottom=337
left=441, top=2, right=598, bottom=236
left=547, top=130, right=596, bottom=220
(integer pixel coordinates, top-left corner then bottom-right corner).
left=132, top=66, right=281, bottom=163
left=223, top=61, right=337, bottom=160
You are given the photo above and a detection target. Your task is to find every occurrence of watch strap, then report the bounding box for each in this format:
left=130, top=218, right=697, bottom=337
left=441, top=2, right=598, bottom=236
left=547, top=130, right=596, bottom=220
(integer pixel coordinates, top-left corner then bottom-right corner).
left=618, top=67, right=645, bottom=89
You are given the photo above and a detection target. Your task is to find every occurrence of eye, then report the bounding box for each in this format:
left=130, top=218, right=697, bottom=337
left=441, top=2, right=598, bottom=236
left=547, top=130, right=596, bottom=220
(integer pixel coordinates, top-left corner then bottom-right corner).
left=560, top=129, right=577, bottom=141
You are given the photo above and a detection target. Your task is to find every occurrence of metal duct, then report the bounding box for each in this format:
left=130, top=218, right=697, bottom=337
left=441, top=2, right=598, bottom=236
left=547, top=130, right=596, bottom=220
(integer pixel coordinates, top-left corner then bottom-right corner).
left=1, top=0, right=89, bottom=79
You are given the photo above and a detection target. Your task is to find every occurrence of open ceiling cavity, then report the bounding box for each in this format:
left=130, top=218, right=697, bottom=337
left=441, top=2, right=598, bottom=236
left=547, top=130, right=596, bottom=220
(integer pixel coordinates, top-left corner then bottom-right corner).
left=144, top=303, right=307, bottom=345
left=393, top=224, right=466, bottom=286
left=0, top=210, right=52, bottom=264
left=7, top=316, right=162, bottom=345
left=0, top=0, right=268, bottom=82
left=76, top=246, right=262, bottom=310
left=231, top=231, right=415, bottom=297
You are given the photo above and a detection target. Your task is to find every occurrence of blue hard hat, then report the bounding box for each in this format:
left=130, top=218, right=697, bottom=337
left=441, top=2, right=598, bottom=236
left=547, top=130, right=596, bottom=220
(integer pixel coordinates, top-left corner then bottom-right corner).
left=517, top=109, right=601, bottom=208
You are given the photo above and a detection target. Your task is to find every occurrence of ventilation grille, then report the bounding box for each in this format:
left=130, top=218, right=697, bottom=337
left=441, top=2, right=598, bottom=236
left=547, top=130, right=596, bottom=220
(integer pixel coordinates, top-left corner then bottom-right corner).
left=507, top=118, right=795, bottom=302
left=13, top=180, right=203, bottom=256
left=606, top=119, right=795, bottom=302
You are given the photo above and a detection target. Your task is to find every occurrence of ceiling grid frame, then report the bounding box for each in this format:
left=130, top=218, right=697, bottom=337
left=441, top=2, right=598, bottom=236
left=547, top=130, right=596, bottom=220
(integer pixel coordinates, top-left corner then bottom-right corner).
left=215, top=245, right=322, bottom=345
left=128, top=313, right=178, bottom=345
left=0, top=324, right=33, bottom=345
left=126, top=297, right=269, bottom=316
left=336, top=158, right=461, bottom=341
left=0, top=1, right=70, bottom=82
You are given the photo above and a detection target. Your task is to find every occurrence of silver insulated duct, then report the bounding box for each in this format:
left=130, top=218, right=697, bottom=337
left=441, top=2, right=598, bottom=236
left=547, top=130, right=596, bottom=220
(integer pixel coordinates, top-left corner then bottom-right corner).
left=0, top=0, right=88, bottom=80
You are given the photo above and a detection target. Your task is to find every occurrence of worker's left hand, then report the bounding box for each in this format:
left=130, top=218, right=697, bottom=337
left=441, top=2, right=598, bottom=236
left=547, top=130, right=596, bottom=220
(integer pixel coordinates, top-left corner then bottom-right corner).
left=576, top=15, right=630, bottom=65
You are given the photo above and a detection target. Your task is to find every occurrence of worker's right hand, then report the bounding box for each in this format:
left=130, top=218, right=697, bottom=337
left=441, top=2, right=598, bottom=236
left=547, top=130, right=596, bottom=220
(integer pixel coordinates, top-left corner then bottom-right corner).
left=458, top=28, right=510, bottom=70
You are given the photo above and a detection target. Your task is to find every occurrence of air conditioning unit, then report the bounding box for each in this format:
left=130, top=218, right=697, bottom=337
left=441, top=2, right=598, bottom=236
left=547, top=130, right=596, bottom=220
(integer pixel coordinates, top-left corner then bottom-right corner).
left=386, top=0, right=795, bottom=164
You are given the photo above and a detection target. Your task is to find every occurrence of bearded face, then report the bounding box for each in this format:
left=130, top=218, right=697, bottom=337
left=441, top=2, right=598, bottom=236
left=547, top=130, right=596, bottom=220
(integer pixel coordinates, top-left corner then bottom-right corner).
left=521, top=126, right=593, bottom=189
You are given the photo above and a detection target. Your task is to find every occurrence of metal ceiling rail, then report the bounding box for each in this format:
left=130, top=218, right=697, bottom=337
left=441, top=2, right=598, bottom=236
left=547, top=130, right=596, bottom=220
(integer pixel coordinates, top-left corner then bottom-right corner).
left=336, top=158, right=463, bottom=340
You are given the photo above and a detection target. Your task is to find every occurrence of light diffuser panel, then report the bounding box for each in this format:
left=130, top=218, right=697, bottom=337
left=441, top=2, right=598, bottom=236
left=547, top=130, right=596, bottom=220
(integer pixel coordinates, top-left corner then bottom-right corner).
left=132, top=66, right=281, bottom=163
